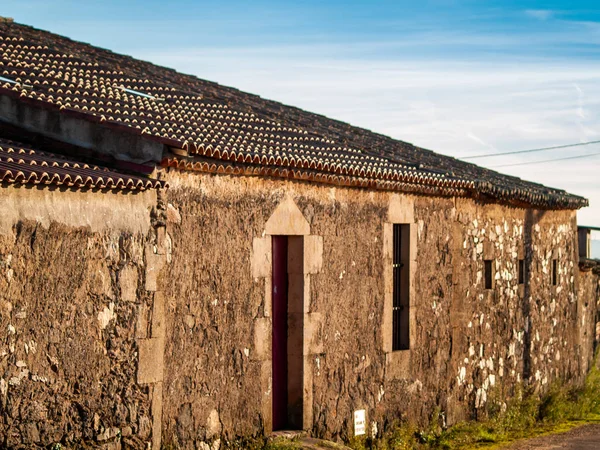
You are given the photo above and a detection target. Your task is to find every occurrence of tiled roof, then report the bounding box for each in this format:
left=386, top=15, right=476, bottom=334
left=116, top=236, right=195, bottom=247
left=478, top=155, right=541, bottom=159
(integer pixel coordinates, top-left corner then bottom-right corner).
left=0, top=137, right=164, bottom=190
left=0, top=19, right=588, bottom=209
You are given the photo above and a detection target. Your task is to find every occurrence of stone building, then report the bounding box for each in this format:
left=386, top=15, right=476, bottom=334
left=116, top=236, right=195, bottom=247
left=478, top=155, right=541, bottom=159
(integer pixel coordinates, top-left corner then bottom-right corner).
left=0, top=18, right=599, bottom=450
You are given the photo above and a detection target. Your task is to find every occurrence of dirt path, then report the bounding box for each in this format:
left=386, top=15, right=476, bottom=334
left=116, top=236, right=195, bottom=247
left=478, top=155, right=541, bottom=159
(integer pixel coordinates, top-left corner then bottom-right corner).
left=501, top=423, right=600, bottom=449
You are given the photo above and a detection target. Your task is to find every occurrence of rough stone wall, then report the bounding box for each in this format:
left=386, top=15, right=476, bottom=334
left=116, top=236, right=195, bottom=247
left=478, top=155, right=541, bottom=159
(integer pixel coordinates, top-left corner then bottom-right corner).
left=161, top=170, right=597, bottom=448
left=160, top=174, right=280, bottom=448
left=0, top=186, right=159, bottom=449
left=429, top=202, right=596, bottom=426
left=161, top=172, right=395, bottom=447
left=1, top=172, right=597, bottom=449
left=294, top=187, right=387, bottom=440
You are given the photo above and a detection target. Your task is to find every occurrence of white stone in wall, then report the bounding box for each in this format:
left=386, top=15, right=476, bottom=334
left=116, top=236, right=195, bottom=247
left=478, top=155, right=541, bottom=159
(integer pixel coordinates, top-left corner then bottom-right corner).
left=378, top=385, right=385, bottom=402
left=475, top=388, right=487, bottom=408
left=97, top=302, right=116, bottom=330
left=206, top=409, right=221, bottom=439
left=371, top=421, right=378, bottom=439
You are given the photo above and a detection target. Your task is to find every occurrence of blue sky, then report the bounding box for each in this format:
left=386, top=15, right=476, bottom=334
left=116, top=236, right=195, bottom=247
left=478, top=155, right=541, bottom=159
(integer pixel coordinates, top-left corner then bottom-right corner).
left=3, top=0, right=600, bottom=233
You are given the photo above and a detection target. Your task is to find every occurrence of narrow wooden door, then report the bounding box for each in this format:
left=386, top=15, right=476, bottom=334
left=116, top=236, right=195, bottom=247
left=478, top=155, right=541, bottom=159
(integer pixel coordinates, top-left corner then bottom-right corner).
left=272, top=235, right=289, bottom=430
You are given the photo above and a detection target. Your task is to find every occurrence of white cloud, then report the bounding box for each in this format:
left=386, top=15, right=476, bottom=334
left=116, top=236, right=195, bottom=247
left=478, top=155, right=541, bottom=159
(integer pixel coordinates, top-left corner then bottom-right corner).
left=525, top=9, right=555, bottom=21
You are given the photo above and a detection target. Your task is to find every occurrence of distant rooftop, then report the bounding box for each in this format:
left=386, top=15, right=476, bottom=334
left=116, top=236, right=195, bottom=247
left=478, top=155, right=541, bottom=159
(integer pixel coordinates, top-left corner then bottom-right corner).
left=0, top=137, right=164, bottom=191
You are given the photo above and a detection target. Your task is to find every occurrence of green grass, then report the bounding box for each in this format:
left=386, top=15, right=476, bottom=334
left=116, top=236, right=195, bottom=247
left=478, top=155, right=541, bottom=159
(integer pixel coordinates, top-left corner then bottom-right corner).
left=219, top=359, right=600, bottom=450
left=265, top=438, right=303, bottom=450
left=346, top=360, right=600, bottom=450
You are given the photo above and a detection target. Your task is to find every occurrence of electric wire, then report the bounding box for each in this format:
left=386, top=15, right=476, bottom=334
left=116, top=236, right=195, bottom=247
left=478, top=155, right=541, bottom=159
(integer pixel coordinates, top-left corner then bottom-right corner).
left=462, top=140, right=600, bottom=160
left=490, top=151, right=600, bottom=168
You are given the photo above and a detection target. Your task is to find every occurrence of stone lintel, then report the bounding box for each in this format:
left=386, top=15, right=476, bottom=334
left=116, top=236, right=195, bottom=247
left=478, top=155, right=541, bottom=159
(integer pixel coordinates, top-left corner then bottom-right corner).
left=388, top=193, right=415, bottom=224
left=264, top=196, right=310, bottom=236
left=483, top=241, right=495, bottom=259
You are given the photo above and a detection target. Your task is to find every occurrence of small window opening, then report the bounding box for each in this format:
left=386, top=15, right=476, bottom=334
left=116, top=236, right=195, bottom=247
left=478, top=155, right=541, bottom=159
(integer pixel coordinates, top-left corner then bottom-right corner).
left=392, top=224, right=410, bottom=351
left=552, top=259, right=558, bottom=286
left=484, top=260, right=493, bottom=290
left=518, top=259, right=525, bottom=285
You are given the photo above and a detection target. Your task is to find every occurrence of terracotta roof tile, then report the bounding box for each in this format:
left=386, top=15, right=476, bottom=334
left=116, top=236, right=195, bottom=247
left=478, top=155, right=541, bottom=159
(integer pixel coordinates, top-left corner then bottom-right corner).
left=0, top=138, right=164, bottom=191
left=0, top=21, right=588, bottom=209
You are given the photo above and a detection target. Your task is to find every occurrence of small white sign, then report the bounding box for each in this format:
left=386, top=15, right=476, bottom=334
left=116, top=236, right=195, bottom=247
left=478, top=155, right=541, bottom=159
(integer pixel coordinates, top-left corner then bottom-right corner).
left=354, top=409, right=366, bottom=436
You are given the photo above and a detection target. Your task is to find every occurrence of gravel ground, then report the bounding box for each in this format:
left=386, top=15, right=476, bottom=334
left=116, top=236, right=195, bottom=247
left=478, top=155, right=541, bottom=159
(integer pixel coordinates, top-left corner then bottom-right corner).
left=501, top=423, right=600, bottom=449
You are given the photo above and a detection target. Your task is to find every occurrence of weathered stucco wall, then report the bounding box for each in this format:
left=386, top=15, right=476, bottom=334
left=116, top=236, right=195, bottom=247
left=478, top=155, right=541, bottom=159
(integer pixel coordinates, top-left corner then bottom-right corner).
left=1, top=171, right=598, bottom=450
left=0, top=185, right=154, bottom=236
left=0, top=185, right=159, bottom=449
left=160, top=170, right=599, bottom=448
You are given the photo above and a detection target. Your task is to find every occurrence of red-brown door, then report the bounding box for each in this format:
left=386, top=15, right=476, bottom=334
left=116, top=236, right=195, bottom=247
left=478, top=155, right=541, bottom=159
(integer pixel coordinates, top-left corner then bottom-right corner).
left=272, top=236, right=288, bottom=430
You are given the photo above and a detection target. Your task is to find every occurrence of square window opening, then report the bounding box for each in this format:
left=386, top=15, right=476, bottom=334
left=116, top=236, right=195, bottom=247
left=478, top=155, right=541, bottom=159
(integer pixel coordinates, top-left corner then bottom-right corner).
left=484, top=259, right=493, bottom=290
left=518, top=259, right=525, bottom=285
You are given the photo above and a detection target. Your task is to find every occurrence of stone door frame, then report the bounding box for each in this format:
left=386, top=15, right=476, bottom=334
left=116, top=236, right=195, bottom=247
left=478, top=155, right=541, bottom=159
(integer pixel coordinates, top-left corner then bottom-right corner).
left=251, top=196, right=323, bottom=432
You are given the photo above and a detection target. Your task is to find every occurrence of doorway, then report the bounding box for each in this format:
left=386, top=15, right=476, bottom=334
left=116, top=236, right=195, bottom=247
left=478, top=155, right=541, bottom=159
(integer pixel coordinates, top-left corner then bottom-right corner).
left=271, top=235, right=304, bottom=430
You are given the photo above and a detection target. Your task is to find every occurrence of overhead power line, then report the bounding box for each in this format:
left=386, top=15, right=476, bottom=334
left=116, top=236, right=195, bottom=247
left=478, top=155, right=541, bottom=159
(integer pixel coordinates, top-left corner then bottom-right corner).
left=491, top=151, right=600, bottom=168
left=462, top=139, right=600, bottom=160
